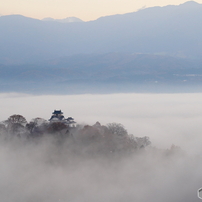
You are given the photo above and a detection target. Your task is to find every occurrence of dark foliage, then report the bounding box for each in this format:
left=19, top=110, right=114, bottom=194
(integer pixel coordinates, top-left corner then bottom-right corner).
left=0, top=114, right=151, bottom=156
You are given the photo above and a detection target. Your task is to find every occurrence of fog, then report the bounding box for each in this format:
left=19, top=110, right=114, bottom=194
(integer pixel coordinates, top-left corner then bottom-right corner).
left=1, top=93, right=202, bottom=153
left=0, top=93, right=202, bottom=201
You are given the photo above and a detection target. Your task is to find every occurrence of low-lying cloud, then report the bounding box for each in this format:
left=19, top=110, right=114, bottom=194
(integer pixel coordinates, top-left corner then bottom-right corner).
left=1, top=93, right=202, bottom=153
left=0, top=93, right=202, bottom=201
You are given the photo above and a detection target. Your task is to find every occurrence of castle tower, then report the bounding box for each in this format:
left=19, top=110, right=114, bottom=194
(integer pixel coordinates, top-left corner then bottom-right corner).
left=49, top=110, right=64, bottom=121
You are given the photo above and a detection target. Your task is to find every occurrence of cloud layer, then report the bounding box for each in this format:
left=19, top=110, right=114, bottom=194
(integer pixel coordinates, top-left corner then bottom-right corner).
left=1, top=93, right=202, bottom=153
left=0, top=93, right=202, bottom=201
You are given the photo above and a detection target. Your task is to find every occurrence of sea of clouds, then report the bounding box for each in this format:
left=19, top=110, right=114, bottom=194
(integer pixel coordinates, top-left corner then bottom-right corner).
left=0, top=93, right=202, bottom=201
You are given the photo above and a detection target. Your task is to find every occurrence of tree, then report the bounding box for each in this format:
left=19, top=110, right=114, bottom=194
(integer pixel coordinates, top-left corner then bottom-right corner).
left=48, top=122, right=68, bottom=133
left=0, top=123, right=7, bottom=136
left=133, top=136, right=151, bottom=149
left=26, top=117, right=48, bottom=134
left=7, top=114, right=27, bottom=126
left=107, top=123, right=128, bottom=137
left=5, top=115, right=28, bottom=137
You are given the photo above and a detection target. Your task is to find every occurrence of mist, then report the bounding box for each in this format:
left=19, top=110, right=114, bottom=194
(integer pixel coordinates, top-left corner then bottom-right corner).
left=0, top=92, right=202, bottom=201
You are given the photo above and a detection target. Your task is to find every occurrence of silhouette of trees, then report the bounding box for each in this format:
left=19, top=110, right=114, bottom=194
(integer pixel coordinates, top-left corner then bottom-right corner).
left=6, top=114, right=27, bottom=125
left=0, top=123, right=7, bottom=136
left=48, top=122, right=68, bottom=133
left=107, top=123, right=128, bottom=137
left=0, top=114, right=152, bottom=155
left=4, top=114, right=28, bottom=137
left=26, top=118, right=48, bottom=137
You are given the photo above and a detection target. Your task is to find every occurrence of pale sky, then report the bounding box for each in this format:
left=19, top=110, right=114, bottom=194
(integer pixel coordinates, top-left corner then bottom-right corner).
left=0, top=0, right=202, bottom=21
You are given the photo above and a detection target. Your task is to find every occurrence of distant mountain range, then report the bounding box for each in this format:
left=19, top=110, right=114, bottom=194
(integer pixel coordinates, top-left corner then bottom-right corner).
left=1, top=1, right=202, bottom=94
left=1, top=53, right=202, bottom=94
left=0, top=1, right=202, bottom=64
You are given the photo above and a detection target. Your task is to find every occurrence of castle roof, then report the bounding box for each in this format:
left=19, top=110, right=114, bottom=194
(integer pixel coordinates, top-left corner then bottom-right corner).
left=52, top=110, right=63, bottom=115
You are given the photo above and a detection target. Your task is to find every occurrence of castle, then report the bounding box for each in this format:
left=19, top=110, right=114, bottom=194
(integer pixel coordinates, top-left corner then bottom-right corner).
left=49, top=110, right=76, bottom=127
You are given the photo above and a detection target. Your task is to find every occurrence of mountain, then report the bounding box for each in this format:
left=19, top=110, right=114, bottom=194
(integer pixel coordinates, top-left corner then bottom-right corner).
left=0, top=1, right=202, bottom=64
left=1, top=53, right=202, bottom=94
left=1, top=1, right=202, bottom=94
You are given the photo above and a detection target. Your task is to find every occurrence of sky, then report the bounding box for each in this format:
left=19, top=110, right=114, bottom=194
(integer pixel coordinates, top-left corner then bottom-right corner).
left=0, top=0, right=202, bottom=21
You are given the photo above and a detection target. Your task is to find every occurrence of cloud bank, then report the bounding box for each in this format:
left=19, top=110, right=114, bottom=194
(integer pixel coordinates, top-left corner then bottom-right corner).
left=0, top=93, right=202, bottom=153
left=0, top=93, right=201, bottom=201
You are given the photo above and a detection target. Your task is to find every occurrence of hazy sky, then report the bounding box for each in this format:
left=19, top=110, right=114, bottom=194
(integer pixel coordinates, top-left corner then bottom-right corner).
left=0, top=0, right=202, bottom=21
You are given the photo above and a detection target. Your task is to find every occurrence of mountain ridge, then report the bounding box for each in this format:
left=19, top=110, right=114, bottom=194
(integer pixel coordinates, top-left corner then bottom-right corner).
left=1, top=1, right=202, bottom=64
left=1, top=53, right=202, bottom=94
